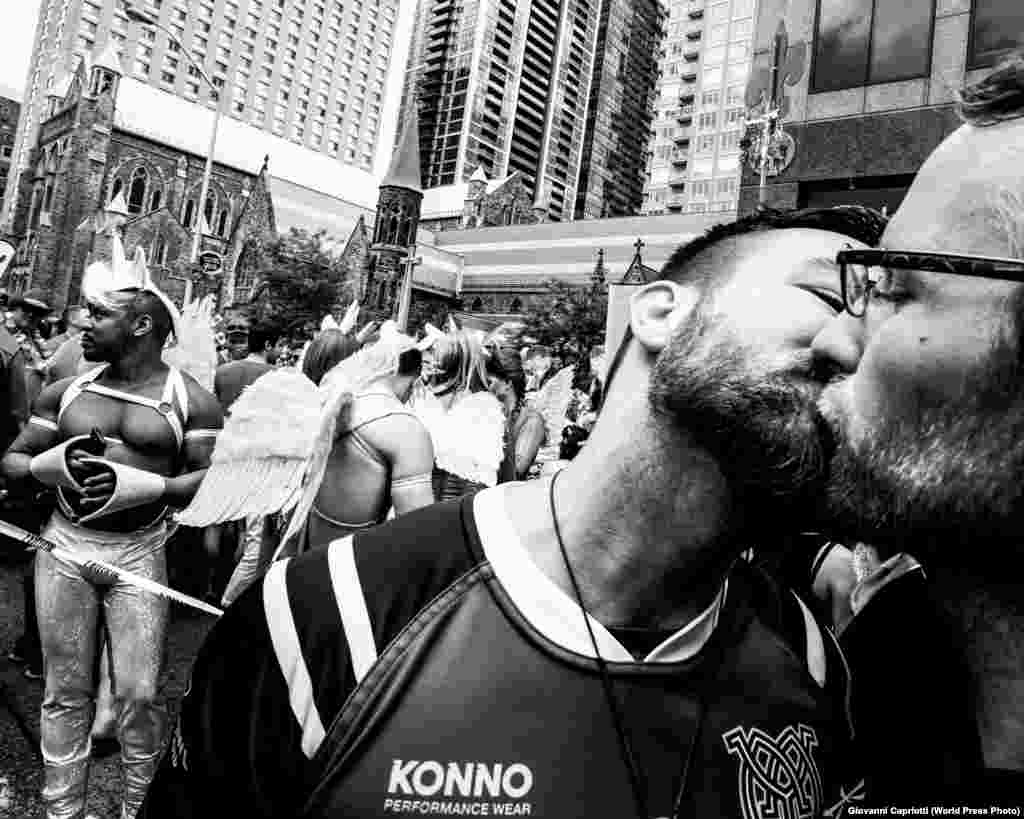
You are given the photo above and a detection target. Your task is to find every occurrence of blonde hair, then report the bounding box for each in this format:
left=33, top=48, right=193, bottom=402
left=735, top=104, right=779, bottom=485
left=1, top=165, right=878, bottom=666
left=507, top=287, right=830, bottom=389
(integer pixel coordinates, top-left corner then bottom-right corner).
left=431, top=330, right=490, bottom=395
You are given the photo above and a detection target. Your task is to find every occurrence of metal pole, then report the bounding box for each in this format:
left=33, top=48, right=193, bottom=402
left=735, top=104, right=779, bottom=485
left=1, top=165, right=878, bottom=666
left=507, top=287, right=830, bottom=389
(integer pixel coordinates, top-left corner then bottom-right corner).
left=397, top=247, right=420, bottom=333
left=125, top=8, right=221, bottom=305
left=187, top=103, right=221, bottom=304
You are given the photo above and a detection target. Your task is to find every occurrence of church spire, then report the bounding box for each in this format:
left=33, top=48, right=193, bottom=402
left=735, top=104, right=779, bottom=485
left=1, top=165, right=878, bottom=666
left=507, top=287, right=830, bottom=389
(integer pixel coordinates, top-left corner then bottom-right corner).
left=382, top=110, right=422, bottom=192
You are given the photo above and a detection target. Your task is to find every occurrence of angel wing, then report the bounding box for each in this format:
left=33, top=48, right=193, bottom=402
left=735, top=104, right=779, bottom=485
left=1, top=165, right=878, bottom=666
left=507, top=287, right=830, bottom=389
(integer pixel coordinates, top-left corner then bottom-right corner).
left=417, top=390, right=505, bottom=487
left=163, top=295, right=218, bottom=392
left=529, top=365, right=576, bottom=448
left=175, top=369, right=323, bottom=527
left=272, top=325, right=420, bottom=557
left=321, top=313, right=341, bottom=332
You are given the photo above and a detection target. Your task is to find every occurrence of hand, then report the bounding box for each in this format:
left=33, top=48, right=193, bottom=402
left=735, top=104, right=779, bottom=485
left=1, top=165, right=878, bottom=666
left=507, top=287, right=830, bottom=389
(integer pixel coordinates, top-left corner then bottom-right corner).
left=67, top=447, right=105, bottom=484
left=74, top=456, right=116, bottom=511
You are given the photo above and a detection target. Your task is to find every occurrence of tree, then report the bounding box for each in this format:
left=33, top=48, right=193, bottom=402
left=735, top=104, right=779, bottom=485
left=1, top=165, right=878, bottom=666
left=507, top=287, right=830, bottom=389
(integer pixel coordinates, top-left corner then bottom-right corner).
left=248, top=228, right=354, bottom=336
left=521, top=278, right=608, bottom=380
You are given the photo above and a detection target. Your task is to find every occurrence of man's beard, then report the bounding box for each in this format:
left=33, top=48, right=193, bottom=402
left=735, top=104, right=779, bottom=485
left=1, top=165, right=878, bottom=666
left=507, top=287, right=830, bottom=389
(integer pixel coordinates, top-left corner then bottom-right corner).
left=823, top=330, right=1024, bottom=581
left=648, top=309, right=832, bottom=521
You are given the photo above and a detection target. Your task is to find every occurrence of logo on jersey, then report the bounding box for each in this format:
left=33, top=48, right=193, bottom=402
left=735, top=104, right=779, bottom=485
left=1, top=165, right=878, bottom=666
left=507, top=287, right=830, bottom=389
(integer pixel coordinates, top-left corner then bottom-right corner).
left=384, top=760, right=534, bottom=815
left=723, top=723, right=822, bottom=819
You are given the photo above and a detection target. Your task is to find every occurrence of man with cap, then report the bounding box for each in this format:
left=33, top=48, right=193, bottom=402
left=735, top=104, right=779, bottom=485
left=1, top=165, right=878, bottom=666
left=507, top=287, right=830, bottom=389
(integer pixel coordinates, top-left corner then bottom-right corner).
left=1, top=237, right=223, bottom=819
left=9, top=288, right=55, bottom=407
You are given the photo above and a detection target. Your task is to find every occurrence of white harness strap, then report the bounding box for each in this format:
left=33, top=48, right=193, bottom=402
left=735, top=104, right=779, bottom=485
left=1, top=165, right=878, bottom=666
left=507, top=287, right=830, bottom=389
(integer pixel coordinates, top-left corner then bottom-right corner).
left=58, top=364, right=188, bottom=449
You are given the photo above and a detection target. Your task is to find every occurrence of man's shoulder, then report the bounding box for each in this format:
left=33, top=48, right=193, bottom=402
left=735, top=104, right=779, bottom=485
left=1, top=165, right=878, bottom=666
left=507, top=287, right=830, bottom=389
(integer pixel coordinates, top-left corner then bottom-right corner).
left=284, top=499, right=483, bottom=640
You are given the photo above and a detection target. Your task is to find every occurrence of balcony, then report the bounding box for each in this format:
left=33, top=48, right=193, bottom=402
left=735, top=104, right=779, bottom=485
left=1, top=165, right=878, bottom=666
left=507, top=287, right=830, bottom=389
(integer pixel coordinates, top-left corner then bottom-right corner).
left=671, top=151, right=689, bottom=166
left=676, top=106, right=693, bottom=123
left=684, top=49, right=700, bottom=62
left=686, top=30, right=701, bottom=41
left=680, top=92, right=695, bottom=104
left=688, top=6, right=704, bottom=19
left=667, top=196, right=686, bottom=210
left=669, top=176, right=687, bottom=189
left=682, top=70, right=697, bottom=82
left=673, top=129, right=692, bottom=145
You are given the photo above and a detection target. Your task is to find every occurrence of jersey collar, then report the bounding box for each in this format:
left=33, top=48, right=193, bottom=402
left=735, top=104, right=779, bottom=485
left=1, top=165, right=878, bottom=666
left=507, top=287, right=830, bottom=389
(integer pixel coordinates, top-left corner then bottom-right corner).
left=472, top=484, right=727, bottom=664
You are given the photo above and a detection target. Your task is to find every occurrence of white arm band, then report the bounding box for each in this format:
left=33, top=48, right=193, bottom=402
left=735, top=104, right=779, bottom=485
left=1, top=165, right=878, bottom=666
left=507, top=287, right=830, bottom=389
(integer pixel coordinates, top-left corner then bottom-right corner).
left=391, top=472, right=433, bottom=491
left=184, top=428, right=220, bottom=442
left=29, top=416, right=59, bottom=432
left=29, top=436, right=89, bottom=492
left=75, top=457, right=168, bottom=524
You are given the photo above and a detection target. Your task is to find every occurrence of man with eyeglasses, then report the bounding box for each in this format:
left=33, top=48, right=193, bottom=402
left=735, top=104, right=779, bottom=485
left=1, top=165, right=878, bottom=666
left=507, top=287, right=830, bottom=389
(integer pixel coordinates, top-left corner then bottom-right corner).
left=812, top=50, right=1024, bottom=804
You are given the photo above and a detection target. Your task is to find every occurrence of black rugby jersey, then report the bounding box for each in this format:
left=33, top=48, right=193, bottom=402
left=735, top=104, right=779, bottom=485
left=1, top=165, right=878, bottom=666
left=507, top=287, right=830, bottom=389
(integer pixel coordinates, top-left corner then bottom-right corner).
left=142, top=487, right=862, bottom=819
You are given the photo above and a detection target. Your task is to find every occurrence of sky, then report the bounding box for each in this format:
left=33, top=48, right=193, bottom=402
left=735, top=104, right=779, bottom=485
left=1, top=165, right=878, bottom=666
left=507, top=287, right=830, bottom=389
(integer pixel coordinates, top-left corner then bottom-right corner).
left=0, top=0, right=43, bottom=102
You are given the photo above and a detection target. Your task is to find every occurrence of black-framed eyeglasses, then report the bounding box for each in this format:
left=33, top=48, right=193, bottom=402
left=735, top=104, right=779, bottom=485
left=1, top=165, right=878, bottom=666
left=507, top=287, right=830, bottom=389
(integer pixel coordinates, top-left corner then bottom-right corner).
left=837, top=247, right=1024, bottom=317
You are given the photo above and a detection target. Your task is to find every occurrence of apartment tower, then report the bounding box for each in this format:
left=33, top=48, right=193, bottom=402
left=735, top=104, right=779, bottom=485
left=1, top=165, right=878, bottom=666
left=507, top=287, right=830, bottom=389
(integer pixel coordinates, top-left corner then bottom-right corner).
left=642, top=0, right=756, bottom=216
left=3, top=0, right=411, bottom=230
left=400, top=0, right=606, bottom=222
left=575, top=0, right=664, bottom=219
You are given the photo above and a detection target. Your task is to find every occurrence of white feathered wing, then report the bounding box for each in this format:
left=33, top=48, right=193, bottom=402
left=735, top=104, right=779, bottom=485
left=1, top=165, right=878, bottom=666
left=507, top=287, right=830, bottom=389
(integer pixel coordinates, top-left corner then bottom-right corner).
left=415, top=389, right=505, bottom=488
left=528, top=365, right=576, bottom=465
left=163, top=294, right=218, bottom=391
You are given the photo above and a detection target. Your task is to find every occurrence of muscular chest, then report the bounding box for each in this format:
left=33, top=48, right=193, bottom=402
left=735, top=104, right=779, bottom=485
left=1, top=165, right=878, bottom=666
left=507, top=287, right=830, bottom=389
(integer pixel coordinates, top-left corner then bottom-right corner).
left=60, top=390, right=180, bottom=457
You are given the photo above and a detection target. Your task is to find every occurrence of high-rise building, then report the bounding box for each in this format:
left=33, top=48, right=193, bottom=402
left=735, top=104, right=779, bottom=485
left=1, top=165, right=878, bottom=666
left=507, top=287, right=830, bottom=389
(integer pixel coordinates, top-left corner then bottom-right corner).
left=574, top=0, right=664, bottom=220
left=400, top=0, right=602, bottom=222
left=642, top=0, right=756, bottom=216
left=2, top=0, right=415, bottom=230
left=738, top=0, right=1023, bottom=215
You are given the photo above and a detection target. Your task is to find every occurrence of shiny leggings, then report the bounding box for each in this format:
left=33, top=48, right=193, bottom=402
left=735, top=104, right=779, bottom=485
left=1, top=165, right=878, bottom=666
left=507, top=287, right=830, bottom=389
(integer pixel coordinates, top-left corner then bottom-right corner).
left=35, top=513, right=169, bottom=819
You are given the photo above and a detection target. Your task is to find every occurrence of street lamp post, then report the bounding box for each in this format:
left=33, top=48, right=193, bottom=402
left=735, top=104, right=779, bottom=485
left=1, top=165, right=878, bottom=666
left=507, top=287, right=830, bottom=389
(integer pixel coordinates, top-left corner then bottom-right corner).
left=124, top=1, right=222, bottom=304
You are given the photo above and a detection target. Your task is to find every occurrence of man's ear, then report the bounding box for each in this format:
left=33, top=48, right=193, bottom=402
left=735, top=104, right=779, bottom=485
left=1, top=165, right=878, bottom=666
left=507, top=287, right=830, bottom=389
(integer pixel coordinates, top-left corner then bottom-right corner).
left=629, top=280, right=700, bottom=354
left=132, top=312, right=154, bottom=338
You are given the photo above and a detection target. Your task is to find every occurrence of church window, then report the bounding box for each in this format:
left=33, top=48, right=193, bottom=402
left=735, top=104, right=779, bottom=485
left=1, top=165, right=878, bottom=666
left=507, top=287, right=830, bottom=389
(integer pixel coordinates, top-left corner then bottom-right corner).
left=183, top=198, right=196, bottom=228
left=217, top=207, right=229, bottom=237
left=154, top=234, right=168, bottom=266
left=42, top=180, right=54, bottom=211
left=149, top=188, right=162, bottom=211
left=509, top=297, right=522, bottom=314
left=203, top=194, right=217, bottom=231
left=128, top=167, right=148, bottom=214
left=110, top=177, right=124, bottom=201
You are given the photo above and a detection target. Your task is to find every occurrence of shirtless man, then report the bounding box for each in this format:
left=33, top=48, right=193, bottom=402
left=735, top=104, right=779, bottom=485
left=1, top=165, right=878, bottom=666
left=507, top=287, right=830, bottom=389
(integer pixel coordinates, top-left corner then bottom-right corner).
left=2, top=245, right=223, bottom=819
left=301, top=335, right=435, bottom=550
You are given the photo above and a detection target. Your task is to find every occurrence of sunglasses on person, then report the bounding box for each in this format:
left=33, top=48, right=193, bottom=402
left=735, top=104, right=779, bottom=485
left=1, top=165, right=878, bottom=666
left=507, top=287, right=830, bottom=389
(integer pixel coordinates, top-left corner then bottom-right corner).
left=837, top=247, right=1024, bottom=317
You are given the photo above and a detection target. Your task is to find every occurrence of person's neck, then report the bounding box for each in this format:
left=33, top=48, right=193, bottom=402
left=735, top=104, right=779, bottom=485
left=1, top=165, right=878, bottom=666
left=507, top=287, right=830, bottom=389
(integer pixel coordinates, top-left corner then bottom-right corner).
left=102, top=348, right=166, bottom=384
left=509, top=395, right=735, bottom=631
left=932, top=567, right=1024, bottom=772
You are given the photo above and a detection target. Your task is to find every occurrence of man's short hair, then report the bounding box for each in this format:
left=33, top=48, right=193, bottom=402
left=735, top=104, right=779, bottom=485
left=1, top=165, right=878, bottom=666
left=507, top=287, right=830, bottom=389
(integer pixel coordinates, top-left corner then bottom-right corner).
left=959, top=47, right=1024, bottom=126
left=127, top=290, right=173, bottom=344
left=249, top=324, right=280, bottom=354
left=660, top=206, right=888, bottom=291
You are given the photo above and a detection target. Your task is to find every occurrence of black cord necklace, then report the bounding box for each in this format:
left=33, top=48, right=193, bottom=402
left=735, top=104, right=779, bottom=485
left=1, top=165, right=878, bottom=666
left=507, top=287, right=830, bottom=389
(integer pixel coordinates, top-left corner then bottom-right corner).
left=548, top=469, right=650, bottom=819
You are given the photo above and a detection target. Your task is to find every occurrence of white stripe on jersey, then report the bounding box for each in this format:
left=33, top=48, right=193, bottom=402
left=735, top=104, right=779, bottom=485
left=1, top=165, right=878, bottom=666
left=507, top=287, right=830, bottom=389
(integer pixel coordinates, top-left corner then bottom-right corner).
left=327, top=536, right=379, bottom=683
left=263, top=560, right=326, bottom=758
left=792, top=592, right=827, bottom=688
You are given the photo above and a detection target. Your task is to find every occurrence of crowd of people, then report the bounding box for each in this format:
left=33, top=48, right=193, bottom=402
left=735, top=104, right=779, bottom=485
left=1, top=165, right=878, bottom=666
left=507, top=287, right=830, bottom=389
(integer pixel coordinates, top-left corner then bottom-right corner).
left=0, top=50, right=1022, bottom=819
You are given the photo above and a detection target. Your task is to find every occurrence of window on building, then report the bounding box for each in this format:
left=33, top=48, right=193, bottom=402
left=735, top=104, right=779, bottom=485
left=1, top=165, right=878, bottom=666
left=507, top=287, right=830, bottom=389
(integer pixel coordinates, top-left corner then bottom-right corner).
left=154, top=234, right=168, bottom=266
left=126, top=168, right=148, bottom=214
left=968, top=0, right=1024, bottom=69
left=697, top=134, right=716, bottom=152
left=183, top=198, right=196, bottom=228
left=150, top=188, right=162, bottom=211
left=811, top=0, right=935, bottom=93
left=217, top=208, right=229, bottom=237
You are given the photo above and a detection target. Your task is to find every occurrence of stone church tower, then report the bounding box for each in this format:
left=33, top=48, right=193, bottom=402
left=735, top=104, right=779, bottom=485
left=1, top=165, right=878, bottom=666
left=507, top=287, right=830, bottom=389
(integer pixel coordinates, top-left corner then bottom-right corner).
left=365, top=112, right=423, bottom=320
